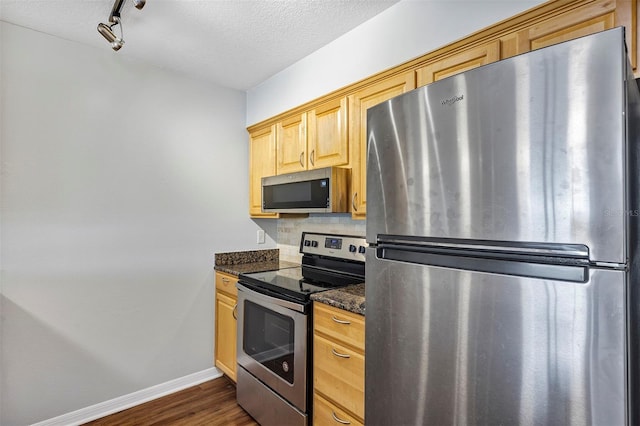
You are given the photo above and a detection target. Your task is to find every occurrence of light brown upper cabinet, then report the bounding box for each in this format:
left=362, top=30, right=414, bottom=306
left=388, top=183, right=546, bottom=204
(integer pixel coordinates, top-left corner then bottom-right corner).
left=276, top=113, right=307, bottom=174
left=349, top=73, right=416, bottom=220
left=308, top=97, right=349, bottom=169
left=246, top=0, right=639, bottom=219
left=249, top=125, right=278, bottom=218
left=502, top=0, right=634, bottom=68
left=416, top=41, right=501, bottom=87
left=276, top=98, right=350, bottom=175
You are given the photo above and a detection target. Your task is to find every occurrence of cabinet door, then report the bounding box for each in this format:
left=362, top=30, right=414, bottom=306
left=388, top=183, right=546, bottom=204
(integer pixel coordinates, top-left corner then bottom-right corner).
left=276, top=113, right=307, bottom=174
left=614, top=0, right=637, bottom=71
left=349, top=72, right=415, bottom=219
left=249, top=125, right=278, bottom=217
left=308, top=97, right=349, bottom=169
left=416, top=41, right=501, bottom=87
left=512, top=1, right=617, bottom=57
left=215, top=291, right=237, bottom=382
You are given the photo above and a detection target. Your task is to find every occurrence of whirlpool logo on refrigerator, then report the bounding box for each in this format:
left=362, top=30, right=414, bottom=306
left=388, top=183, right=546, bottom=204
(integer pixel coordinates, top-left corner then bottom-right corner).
left=441, top=94, right=464, bottom=106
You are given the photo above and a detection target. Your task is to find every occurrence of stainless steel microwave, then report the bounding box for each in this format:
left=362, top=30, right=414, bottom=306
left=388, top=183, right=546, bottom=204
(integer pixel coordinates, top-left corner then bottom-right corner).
left=262, top=167, right=349, bottom=213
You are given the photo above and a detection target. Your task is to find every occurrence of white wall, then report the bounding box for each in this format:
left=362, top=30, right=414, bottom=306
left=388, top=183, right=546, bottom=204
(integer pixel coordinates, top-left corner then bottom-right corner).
left=246, top=0, right=545, bottom=125
left=0, top=21, right=276, bottom=426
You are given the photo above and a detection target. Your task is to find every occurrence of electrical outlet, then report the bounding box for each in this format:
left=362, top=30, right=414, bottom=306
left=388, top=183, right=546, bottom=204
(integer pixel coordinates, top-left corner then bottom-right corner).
left=257, top=229, right=265, bottom=244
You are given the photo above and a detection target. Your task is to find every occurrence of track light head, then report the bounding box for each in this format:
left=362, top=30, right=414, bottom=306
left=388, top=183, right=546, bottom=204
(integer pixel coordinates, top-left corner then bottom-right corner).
left=97, top=20, right=124, bottom=51
left=98, top=0, right=144, bottom=51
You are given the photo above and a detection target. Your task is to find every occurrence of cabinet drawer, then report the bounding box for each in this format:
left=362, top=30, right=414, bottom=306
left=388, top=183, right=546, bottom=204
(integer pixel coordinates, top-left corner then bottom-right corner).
left=314, top=392, right=364, bottom=426
left=314, top=334, right=365, bottom=419
left=314, top=303, right=364, bottom=351
left=215, top=271, right=238, bottom=297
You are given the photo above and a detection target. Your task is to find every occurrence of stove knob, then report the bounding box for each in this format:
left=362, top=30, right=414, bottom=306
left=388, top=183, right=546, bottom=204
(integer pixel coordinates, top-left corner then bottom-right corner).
left=311, top=240, right=318, bottom=248
left=304, top=240, right=311, bottom=247
left=349, top=244, right=357, bottom=253
left=358, top=245, right=366, bottom=254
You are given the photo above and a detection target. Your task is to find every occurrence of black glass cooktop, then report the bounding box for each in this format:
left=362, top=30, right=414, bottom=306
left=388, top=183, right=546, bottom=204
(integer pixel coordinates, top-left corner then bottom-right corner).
left=239, top=266, right=360, bottom=304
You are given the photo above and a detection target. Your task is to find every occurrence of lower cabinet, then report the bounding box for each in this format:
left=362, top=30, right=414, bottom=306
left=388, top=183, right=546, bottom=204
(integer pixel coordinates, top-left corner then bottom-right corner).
left=313, top=302, right=365, bottom=424
left=214, top=271, right=238, bottom=382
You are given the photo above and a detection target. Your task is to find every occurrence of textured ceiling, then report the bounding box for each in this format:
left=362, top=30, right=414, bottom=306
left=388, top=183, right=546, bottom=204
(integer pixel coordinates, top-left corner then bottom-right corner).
left=0, top=0, right=400, bottom=90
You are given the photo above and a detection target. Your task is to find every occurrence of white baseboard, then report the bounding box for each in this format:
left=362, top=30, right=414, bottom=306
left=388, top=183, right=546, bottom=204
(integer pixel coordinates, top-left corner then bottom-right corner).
left=31, top=367, right=223, bottom=426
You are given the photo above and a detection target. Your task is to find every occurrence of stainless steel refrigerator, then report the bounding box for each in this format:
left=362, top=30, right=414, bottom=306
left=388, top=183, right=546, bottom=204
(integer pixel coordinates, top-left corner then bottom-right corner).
left=365, top=27, right=640, bottom=425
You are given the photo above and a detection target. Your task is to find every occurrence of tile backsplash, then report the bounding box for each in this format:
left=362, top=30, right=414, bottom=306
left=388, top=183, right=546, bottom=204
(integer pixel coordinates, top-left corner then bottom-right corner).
left=276, top=214, right=366, bottom=263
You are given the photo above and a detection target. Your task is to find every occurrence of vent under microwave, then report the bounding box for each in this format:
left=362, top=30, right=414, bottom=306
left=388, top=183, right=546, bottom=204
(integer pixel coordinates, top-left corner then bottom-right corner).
left=262, top=167, right=349, bottom=213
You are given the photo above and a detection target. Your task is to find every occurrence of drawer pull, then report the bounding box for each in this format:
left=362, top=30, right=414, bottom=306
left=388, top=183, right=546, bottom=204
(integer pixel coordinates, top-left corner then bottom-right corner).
left=299, top=152, right=304, bottom=167
left=331, top=411, right=351, bottom=424
left=331, top=348, right=350, bottom=359
left=310, top=150, right=315, bottom=166
left=331, top=316, right=351, bottom=325
left=351, top=192, right=358, bottom=212
left=222, top=277, right=230, bottom=283
left=232, top=304, right=238, bottom=320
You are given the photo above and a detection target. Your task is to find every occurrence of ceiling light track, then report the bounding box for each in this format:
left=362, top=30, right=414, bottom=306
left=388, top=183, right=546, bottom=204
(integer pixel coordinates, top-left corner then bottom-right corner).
left=97, top=0, right=145, bottom=51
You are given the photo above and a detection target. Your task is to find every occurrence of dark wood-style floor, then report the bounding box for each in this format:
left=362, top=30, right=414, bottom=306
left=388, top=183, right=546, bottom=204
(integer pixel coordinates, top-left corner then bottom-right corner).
left=84, top=376, right=258, bottom=426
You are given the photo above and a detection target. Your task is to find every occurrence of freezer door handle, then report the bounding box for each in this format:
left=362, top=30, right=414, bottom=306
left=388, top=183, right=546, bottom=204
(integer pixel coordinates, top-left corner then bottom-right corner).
left=376, top=245, right=588, bottom=283
left=377, top=235, right=589, bottom=259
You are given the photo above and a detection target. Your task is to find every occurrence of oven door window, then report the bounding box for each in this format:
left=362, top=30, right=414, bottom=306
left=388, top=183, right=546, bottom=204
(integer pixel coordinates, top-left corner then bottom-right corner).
left=243, top=300, right=295, bottom=384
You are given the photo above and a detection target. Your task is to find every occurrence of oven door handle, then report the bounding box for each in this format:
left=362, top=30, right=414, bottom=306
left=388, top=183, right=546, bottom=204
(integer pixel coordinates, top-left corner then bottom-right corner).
left=237, top=282, right=306, bottom=313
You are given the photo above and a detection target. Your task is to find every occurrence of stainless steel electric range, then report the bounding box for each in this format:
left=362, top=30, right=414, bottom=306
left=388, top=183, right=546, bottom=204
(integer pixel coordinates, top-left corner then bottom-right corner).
left=236, top=232, right=366, bottom=426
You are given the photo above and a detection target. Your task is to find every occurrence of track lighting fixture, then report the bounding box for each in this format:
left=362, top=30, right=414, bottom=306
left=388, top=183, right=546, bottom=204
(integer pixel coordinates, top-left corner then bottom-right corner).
left=97, top=0, right=143, bottom=51
left=97, top=17, right=124, bottom=51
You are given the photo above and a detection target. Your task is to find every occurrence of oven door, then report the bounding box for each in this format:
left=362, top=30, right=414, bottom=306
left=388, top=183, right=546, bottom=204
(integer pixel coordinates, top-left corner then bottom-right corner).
left=236, top=282, right=308, bottom=412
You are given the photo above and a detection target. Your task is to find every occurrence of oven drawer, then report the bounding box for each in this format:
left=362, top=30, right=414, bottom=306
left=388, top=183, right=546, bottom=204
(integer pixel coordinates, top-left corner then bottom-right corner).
left=314, top=334, right=365, bottom=420
left=314, top=303, right=365, bottom=351
left=215, top=271, right=238, bottom=297
left=314, top=391, right=364, bottom=426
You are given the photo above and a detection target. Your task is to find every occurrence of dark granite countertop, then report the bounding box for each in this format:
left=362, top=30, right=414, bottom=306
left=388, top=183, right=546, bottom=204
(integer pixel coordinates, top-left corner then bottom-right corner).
left=214, top=246, right=300, bottom=276
left=214, top=260, right=299, bottom=276
left=215, top=248, right=278, bottom=265
left=311, top=283, right=365, bottom=316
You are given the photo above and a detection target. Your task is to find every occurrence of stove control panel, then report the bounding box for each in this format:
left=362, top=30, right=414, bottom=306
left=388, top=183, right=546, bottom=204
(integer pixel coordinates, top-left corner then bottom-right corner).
left=300, top=232, right=367, bottom=262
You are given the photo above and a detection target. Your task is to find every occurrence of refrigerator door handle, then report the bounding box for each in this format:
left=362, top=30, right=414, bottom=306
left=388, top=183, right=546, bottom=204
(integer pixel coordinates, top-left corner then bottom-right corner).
left=376, top=245, right=589, bottom=283
left=377, top=235, right=590, bottom=259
